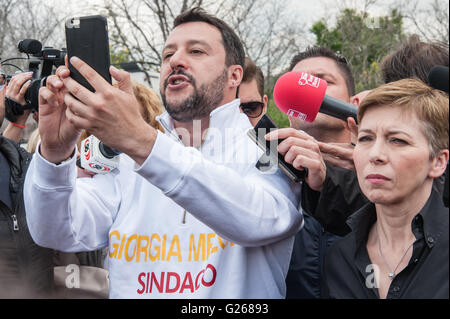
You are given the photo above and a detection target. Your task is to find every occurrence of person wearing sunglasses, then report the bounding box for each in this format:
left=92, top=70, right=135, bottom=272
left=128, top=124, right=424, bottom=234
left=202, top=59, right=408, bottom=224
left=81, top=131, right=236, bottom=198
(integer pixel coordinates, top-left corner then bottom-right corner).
left=238, top=57, right=268, bottom=127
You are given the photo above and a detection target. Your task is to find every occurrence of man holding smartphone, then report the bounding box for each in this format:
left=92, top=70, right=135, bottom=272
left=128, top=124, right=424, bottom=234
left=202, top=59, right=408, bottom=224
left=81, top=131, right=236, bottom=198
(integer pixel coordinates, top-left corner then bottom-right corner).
left=24, top=8, right=303, bottom=298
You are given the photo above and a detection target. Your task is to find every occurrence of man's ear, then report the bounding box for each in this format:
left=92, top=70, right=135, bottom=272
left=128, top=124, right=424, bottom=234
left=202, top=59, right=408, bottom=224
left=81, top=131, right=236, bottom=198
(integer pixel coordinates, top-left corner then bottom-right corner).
left=429, top=149, right=449, bottom=179
left=350, top=95, right=360, bottom=107
left=263, top=94, right=268, bottom=111
left=228, top=65, right=243, bottom=89
left=351, top=90, right=371, bottom=107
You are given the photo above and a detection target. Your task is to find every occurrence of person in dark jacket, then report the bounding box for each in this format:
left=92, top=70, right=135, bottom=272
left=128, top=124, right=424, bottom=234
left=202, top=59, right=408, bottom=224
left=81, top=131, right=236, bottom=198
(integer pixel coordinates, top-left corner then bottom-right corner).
left=1, top=72, right=110, bottom=298
left=324, top=79, right=448, bottom=299
left=270, top=47, right=363, bottom=299
left=0, top=87, right=54, bottom=298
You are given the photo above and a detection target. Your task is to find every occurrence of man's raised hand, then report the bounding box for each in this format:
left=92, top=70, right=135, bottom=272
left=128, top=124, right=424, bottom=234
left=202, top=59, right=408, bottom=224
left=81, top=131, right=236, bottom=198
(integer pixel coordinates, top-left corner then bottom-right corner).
left=38, top=66, right=81, bottom=163
left=61, top=57, right=156, bottom=165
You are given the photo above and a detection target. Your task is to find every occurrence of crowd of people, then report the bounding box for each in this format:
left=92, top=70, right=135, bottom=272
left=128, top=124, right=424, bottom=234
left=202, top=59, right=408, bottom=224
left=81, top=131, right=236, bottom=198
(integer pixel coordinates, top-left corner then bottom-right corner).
left=0, top=7, right=448, bottom=299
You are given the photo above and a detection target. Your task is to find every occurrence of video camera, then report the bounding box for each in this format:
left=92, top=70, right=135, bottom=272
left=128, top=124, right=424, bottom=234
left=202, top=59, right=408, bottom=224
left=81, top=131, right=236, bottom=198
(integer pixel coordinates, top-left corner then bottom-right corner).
left=0, top=39, right=66, bottom=122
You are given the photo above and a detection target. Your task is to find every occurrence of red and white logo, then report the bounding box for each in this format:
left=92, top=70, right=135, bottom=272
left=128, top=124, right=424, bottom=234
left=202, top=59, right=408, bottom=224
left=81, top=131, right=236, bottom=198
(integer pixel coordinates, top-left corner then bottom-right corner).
left=298, top=72, right=320, bottom=88
left=83, top=139, right=91, bottom=161
left=88, top=163, right=111, bottom=172
left=137, top=264, right=217, bottom=294
left=287, top=109, right=308, bottom=120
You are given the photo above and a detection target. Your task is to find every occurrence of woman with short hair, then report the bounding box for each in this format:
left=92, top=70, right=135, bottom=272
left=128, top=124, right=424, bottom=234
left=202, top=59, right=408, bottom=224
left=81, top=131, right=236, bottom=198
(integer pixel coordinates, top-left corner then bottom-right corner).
left=324, top=78, right=449, bottom=299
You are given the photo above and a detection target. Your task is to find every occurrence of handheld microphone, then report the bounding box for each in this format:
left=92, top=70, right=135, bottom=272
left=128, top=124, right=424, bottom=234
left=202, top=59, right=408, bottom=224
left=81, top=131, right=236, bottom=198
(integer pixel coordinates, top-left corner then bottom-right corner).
left=79, top=135, right=120, bottom=174
left=428, top=66, right=449, bottom=93
left=273, top=71, right=357, bottom=122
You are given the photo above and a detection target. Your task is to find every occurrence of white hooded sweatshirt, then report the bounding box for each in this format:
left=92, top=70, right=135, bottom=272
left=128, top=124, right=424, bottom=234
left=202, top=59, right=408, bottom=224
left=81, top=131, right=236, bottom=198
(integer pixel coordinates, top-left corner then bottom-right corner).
left=24, top=99, right=303, bottom=298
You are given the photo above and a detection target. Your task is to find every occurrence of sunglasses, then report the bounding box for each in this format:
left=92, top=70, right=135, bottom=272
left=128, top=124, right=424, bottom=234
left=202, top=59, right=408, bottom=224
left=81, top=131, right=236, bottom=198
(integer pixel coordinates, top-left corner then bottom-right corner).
left=240, top=101, right=264, bottom=118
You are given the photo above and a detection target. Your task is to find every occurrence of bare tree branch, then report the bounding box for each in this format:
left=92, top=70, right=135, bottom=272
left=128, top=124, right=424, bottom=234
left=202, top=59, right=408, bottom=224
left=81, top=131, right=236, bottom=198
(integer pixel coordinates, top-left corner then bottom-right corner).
left=394, top=0, right=449, bottom=42
left=96, top=0, right=307, bottom=81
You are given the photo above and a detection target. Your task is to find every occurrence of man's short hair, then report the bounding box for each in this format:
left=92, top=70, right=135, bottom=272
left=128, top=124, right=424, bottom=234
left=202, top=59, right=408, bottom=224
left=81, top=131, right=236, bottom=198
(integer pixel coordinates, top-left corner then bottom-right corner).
left=381, top=35, right=449, bottom=84
left=358, top=78, right=449, bottom=158
left=289, top=46, right=355, bottom=96
left=242, top=57, right=265, bottom=97
left=173, top=7, right=245, bottom=68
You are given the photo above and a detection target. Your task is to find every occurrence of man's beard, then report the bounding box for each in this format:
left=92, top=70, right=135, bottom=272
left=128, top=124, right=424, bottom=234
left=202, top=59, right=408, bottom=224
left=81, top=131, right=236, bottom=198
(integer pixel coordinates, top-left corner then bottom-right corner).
left=161, top=68, right=228, bottom=122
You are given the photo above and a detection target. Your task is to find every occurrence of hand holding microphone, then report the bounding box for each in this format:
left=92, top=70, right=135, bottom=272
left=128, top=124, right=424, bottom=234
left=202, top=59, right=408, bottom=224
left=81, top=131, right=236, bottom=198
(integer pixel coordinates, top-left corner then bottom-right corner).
left=274, top=71, right=359, bottom=170
left=263, top=71, right=359, bottom=187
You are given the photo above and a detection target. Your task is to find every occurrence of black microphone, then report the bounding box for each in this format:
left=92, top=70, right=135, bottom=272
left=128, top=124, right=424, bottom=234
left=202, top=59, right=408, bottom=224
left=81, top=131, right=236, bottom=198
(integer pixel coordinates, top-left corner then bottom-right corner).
left=17, top=39, right=43, bottom=55
left=320, top=95, right=357, bottom=121
left=428, top=66, right=449, bottom=93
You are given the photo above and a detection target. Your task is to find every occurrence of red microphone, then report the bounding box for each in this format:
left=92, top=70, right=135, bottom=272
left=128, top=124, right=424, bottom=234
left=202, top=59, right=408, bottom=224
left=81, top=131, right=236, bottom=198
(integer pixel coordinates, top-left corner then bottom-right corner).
left=273, top=71, right=357, bottom=122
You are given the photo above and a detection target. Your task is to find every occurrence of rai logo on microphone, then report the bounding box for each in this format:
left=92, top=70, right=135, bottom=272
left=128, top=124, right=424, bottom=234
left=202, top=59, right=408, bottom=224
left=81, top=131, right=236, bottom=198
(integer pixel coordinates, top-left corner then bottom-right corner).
left=298, top=72, right=320, bottom=88
left=287, top=109, right=307, bottom=121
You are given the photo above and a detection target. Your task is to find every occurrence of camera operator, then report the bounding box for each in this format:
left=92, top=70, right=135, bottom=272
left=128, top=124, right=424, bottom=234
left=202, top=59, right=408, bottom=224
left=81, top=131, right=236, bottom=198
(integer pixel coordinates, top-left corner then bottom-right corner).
left=2, top=72, right=34, bottom=142
left=1, top=38, right=65, bottom=144
left=0, top=77, right=54, bottom=298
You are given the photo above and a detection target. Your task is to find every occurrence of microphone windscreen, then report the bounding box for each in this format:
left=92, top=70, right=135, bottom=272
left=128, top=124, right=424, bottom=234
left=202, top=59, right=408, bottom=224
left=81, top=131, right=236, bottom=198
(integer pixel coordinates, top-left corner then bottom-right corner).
left=17, top=39, right=42, bottom=55
left=273, top=71, right=327, bottom=122
left=428, top=66, right=449, bottom=93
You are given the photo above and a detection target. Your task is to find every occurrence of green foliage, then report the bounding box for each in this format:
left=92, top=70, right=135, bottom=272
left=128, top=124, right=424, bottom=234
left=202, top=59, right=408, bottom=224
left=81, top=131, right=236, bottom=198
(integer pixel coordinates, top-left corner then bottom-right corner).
left=310, top=8, right=406, bottom=91
left=267, top=98, right=289, bottom=128
left=264, top=70, right=290, bottom=128
left=310, top=21, right=342, bottom=53
left=110, top=46, right=132, bottom=66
